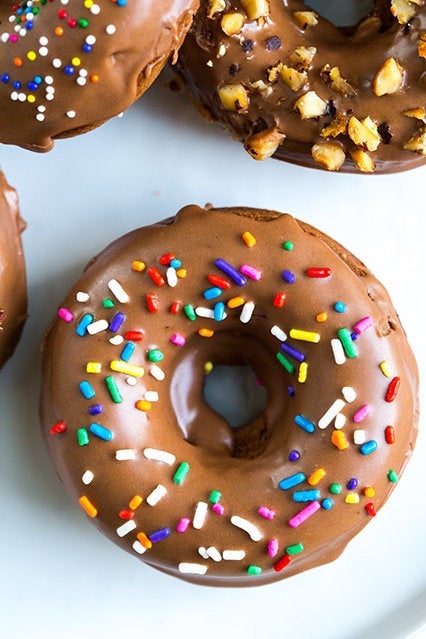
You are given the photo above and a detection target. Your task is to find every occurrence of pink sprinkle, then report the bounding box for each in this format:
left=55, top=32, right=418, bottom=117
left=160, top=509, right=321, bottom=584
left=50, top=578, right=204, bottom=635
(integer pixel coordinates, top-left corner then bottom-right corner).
left=58, top=307, right=74, bottom=323
left=170, top=333, right=186, bottom=347
left=240, top=264, right=262, bottom=281
left=10, top=34, right=18, bottom=43
left=354, top=404, right=370, bottom=423
left=258, top=505, right=275, bottom=520
left=212, top=503, right=224, bottom=515
left=353, top=316, right=373, bottom=335
left=177, top=517, right=191, bottom=533
left=268, top=538, right=279, bottom=557
left=288, top=501, right=320, bottom=528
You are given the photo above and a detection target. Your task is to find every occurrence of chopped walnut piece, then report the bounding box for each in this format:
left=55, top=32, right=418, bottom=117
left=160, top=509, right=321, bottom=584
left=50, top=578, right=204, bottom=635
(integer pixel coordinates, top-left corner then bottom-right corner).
left=288, top=46, right=317, bottom=71
left=244, top=127, right=286, bottom=160
left=404, top=127, right=426, bottom=154
left=348, top=116, right=381, bottom=151
left=277, top=64, right=308, bottom=92
left=249, top=79, right=273, bottom=97
left=320, top=112, right=348, bottom=138
left=240, top=0, right=270, bottom=20
left=320, top=65, right=356, bottom=97
left=294, top=91, right=327, bottom=119
left=293, top=11, right=319, bottom=29
left=403, top=107, right=426, bottom=123
left=221, top=12, right=245, bottom=36
left=311, top=141, right=346, bottom=171
left=350, top=149, right=376, bottom=172
left=419, top=33, right=426, bottom=59
left=207, top=0, right=227, bottom=19
left=217, top=83, right=249, bottom=112
left=373, top=57, right=404, bottom=96
left=390, top=0, right=424, bottom=25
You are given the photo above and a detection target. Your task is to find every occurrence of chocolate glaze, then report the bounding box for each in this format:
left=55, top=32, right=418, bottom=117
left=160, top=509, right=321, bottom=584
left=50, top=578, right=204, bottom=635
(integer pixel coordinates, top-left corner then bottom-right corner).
left=177, top=0, right=426, bottom=173
left=0, top=0, right=199, bottom=152
left=40, top=206, right=419, bottom=586
left=0, top=170, right=27, bottom=368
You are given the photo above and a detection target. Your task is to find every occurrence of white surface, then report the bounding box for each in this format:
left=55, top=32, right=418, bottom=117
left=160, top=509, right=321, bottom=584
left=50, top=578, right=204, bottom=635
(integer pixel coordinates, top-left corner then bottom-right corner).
left=0, top=67, right=425, bottom=639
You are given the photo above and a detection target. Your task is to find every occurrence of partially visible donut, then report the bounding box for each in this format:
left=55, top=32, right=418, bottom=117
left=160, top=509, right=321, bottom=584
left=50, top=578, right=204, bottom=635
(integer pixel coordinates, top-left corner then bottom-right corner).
left=0, top=0, right=199, bottom=152
left=40, top=205, right=419, bottom=586
left=0, top=170, right=27, bottom=368
left=177, top=0, right=426, bottom=173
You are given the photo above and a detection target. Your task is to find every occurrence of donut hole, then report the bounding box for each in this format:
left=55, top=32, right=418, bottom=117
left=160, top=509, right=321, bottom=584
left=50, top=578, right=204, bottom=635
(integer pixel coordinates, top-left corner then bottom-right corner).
left=305, top=0, right=375, bottom=26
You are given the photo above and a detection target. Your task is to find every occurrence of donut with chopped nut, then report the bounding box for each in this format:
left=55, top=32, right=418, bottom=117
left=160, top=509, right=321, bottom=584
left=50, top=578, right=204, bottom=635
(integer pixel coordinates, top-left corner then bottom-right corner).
left=177, top=0, right=426, bottom=173
left=0, top=0, right=199, bottom=152
left=40, top=205, right=418, bottom=586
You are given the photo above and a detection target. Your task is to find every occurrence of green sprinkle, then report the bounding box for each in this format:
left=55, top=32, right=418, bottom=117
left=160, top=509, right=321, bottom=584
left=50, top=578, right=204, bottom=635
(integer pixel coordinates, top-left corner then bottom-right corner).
left=103, top=299, right=114, bottom=308
left=173, top=462, right=190, bottom=485
left=247, top=565, right=262, bottom=576
left=338, top=328, right=358, bottom=358
left=276, top=352, right=295, bottom=374
left=184, top=304, right=197, bottom=321
left=388, top=469, right=399, bottom=483
left=209, top=490, right=222, bottom=504
left=286, top=542, right=304, bottom=555
left=78, top=18, right=89, bottom=27
left=148, top=349, right=164, bottom=362
left=329, top=482, right=343, bottom=495
left=283, top=241, right=294, bottom=251
left=77, top=427, right=89, bottom=446
left=105, top=376, right=123, bottom=403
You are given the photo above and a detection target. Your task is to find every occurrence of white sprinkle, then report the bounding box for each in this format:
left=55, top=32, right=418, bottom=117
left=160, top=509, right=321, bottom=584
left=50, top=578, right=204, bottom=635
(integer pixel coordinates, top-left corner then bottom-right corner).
left=223, top=550, right=246, bottom=561
left=207, top=60, right=213, bottom=67
left=76, top=77, right=86, bottom=86
left=126, top=377, right=137, bottom=386
left=18, top=92, right=26, bottom=102
left=115, top=449, right=136, bottom=461
left=195, top=306, right=215, bottom=319
left=79, top=69, right=88, bottom=78
left=87, top=319, right=108, bottom=335
left=331, top=338, right=346, bottom=365
left=45, top=75, right=54, bottom=85
left=66, top=110, right=76, bottom=119
left=166, top=267, right=178, bottom=288
left=354, top=429, right=366, bottom=445
left=10, top=92, right=18, bottom=101
left=342, top=386, right=357, bottom=403
left=143, top=448, right=176, bottom=465
left=179, top=563, right=208, bottom=575
left=132, top=541, right=147, bottom=555
left=52, top=58, right=61, bottom=68
left=105, top=24, right=116, bottom=35
left=39, top=36, right=48, bottom=45
left=108, top=278, right=129, bottom=303
left=150, top=364, right=165, bottom=381
left=206, top=546, right=222, bottom=562
left=82, top=470, right=94, bottom=485
left=318, top=399, right=346, bottom=429
left=239, top=300, right=255, bottom=324
left=146, top=484, right=167, bottom=506
left=144, top=391, right=159, bottom=402
left=109, top=335, right=124, bottom=346
left=1, top=34, right=9, bottom=43
left=37, top=105, right=46, bottom=113
left=39, top=47, right=48, bottom=56
left=90, top=4, right=101, bottom=14
left=116, top=520, right=137, bottom=537
left=85, top=35, right=96, bottom=45
left=193, top=502, right=208, bottom=529
left=334, top=413, right=346, bottom=429
left=271, top=325, right=287, bottom=342
left=231, top=515, right=262, bottom=541
left=76, top=291, right=90, bottom=302
left=36, top=113, right=45, bottom=122
left=198, top=546, right=209, bottom=559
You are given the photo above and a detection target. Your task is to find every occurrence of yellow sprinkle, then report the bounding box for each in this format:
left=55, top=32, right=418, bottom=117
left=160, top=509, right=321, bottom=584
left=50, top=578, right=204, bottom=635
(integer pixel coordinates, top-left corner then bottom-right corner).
left=380, top=360, right=394, bottom=378
left=298, top=361, right=308, bottom=384
left=316, top=312, right=327, bottom=323
left=137, top=531, right=153, bottom=550
left=110, top=360, right=144, bottom=378
left=129, top=495, right=143, bottom=510
left=289, top=329, right=321, bottom=343
left=86, top=362, right=101, bottom=373
left=331, top=429, right=349, bottom=451
left=199, top=328, right=214, bottom=338
left=345, top=493, right=360, bottom=504
left=204, top=361, right=213, bottom=375
left=79, top=495, right=98, bottom=518
left=132, top=260, right=145, bottom=272
left=176, top=268, right=187, bottom=278
left=84, top=0, right=94, bottom=7
left=71, top=57, right=81, bottom=66
left=227, top=296, right=245, bottom=308
left=242, top=231, right=256, bottom=247
left=135, top=400, right=152, bottom=412
left=27, top=50, right=36, bottom=61
left=364, top=486, right=375, bottom=498
left=27, top=94, right=36, bottom=103
left=308, top=468, right=326, bottom=486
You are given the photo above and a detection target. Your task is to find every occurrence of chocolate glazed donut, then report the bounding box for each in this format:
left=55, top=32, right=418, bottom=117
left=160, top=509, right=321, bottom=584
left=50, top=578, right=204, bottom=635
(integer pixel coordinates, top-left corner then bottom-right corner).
left=177, top=0, right=426, bottom=173
left=40, top=206, right=419, bottom=586
left=0, top=0, right=199, bottom=151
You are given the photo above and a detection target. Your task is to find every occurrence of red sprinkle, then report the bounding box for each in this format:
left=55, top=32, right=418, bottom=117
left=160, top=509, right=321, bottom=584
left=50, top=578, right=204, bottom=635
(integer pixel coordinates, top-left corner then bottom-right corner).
left=58, top=9, right=67, bottom=18
left=124, top=330, right=144, bottom=342
left=147, top=267, right=165, bottom=287
left=159, top=253, right=175, bottom=265
left=273, top=553, right=292, bottom=572
left=307, top=267, right=332, bottom=278
left=365, top=502, right=376, bottom=517
left=208, top=274, right=232, bottom=290
left=386, top=377, right=401, bottom=402
left=146, top=293, right=159, bottom=313
left=273, top=292, right=287, bottom=308
left=385, top=425, right=395, bottom=444
left=49, top=421, right=66, bottom=435
left=68, top=18, right=77, bottom=28
left=118, top=510, right=135, bottom=520
left=170, top=301, right=182, bottom=314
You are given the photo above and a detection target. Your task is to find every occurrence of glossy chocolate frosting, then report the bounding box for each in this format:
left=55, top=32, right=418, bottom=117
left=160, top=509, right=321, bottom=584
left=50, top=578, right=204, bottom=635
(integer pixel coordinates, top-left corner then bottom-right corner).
left=40, top=206, right=418, bottom=586
left=0, top=0, right=199, bottom=152
left=0, top=170, right=27, bottom=368
left=177, top=0, right=426, bottom=173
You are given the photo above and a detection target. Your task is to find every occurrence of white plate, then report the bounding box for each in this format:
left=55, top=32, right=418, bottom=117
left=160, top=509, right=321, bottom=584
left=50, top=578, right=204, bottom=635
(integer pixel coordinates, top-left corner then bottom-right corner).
left=0, top=66, right=425, bottom=639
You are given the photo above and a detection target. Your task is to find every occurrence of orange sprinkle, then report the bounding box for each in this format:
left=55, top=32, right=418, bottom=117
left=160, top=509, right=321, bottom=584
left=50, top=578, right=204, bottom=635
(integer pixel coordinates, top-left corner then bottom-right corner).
left=79, top=496, right=98, bottom=518
left=316, top=312, right=327, bottom=322
left=54, top=26, right=64, bottom=36
left=135, top=400, right=152, bottom=412
left=227, top=296, right=245, bottom=308
left=198, top=328, right=214, bottom=338
left=331, top=430, right=349, bottom=450
left=132, top=260, right=145, bottom=272
left=14, top=57, right=23, bottom=67
left=364, top=486, right=376, bottom=498
left=90, top=73, right=100, bottom=83
left=129, top=495, right=143, bottom=510
left=137, top=532, right=152, bottom=550
left=242, top=231, right=256, bottom=247
left=308, top=468, right=326, bottom=486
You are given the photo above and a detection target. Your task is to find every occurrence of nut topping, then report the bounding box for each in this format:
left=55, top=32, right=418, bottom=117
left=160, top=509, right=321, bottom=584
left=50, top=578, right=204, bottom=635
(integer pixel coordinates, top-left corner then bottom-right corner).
left=244, top=127, right=286, bottom=160
left=373, top=57, right=404, bottom=96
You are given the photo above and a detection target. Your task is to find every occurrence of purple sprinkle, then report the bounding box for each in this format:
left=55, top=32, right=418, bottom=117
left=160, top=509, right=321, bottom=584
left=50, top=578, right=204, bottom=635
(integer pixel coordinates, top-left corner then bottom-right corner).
left=282, top=270, right=296, bottom=284
left=347, top=477, right=358, bottom=490
left=148, top=527, right=171, bottom=543
left=281, top=342, right=305, bottom=362
left=215, top=258, right=247, bottom=286
left=287, top=385, right=295, bottom=397
left=289, top=450, right=300, bottom=462
left=109, top=312, right=126, bottom=332
left=88, top=404, right=104, bottom=416
left=351, top=332, right=359, bottom=341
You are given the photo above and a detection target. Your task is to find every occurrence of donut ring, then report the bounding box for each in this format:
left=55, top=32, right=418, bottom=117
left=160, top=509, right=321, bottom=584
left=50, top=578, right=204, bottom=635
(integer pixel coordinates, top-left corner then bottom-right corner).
left=177, top=0, right=426, bottom=173
left=40, top=206, right=419, bottom=586
left=0, top=0, right=199, bottom=152
left=0, top=170, right=27, bottom=368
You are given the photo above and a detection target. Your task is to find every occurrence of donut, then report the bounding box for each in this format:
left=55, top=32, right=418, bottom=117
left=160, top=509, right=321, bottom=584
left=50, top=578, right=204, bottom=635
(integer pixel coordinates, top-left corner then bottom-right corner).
left=177, top=1, right=426, bottom=173
left=40, top=205, right=419, bottom=586
left=0, top=0, right=199, bottom=152
left=0, top=170, right=27, bottom=368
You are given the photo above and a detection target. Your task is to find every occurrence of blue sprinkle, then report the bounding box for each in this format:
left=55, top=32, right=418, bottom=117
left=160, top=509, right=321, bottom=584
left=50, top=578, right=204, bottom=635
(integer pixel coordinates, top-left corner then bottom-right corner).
left=64, top=65, right=75, bottom=75
left=279, top=472, right=306, bottom=490
left=215, top=258, right=246, bottom=286
left=281, top=342, right=305, bottom=362
left=334, top=301, right=347, bottom=313
left=79, top=380, right=95, bottom=400
left=170, top=259, right=181, bottom=269
left=83, top=44, right=92, bottom=53
left=214, top=302, right=225, bottom=322
left=203, top=286, right=223, bottom=300
left=282, top=270, right=296, bottom=284
left=321, top=498, right=334, bottom=510
left=148, top=527, right=171, bottom=543
left=287, top=385, right=295, bottom=397
left=360, top=440, right=378, bottom=455
left=347, top=477, right=359, bottom=490
left=288, top=449, right=300, bottom=462
left=1, top=74, right=10, bottom=83
left=117, top=0, right=127, bottom=5
left=33, top=76, right=43, bottom=85
left=293, top=489, right=320, bottom=502
left=13, top=81, right=21, bottom=89
left=88, top=404, right=104, bottom=416
left=109, top=312, right=125, bottom=332
left=120, top=342, right=135, bottom=362
left=76, top=313, right=94, bottom=336
left=25, top=21, right=33, bottom=29
left=89, top=423, right=112, bottom=441
left=294, top=414, right=315, bottom=433
left=27, top=81, right=38, bottom=91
